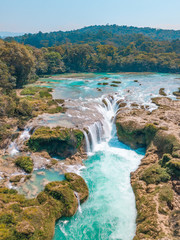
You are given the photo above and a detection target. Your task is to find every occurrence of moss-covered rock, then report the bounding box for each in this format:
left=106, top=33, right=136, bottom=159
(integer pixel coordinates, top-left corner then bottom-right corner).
left=65, top=172, right=89, bottom=203
left=0, top=173, right=88, bottom=240
left=28, top=127, right=84, bottom=157
left=140, top=164, right=171, bottom=185
left=15, top=156, right=33, bottom=173
left=159, top=88, right=167, bottom=96
left=116, top=120, right=158, bottom=149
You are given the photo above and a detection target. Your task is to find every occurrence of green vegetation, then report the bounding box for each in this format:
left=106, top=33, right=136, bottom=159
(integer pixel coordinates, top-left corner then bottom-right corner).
left=20, top=86, right=41, bottom=95
left=116, top=121, right=158, bottom=148
left=160, top=153, right=172, bottom=166
left=140, top=164, right=170, bottom=184
left=0, top=26, right=179, bottom=93
left=7, top=25, right=180, bottom=46
left=15, top=156, right=33, bottom=173
left=173, top=88, right=180, bottom=97
left=166, top=159, right=180, bottom=178
left=159, top=185, right=173, bottom=205
left=28, top=127, right=84, bottom=157
left=0, top=173, right=88, bottom=240
left=159, top=88, right=167, bottom=96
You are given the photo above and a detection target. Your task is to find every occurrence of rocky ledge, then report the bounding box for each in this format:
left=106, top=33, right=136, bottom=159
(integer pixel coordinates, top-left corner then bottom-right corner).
left=0, top=173, right=88, bottom=240
left=116, top=97, right=180, bottom=240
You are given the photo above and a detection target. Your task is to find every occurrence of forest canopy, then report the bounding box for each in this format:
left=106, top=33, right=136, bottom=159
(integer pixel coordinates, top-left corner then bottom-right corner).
left=0, top=25, right=180, bottom=91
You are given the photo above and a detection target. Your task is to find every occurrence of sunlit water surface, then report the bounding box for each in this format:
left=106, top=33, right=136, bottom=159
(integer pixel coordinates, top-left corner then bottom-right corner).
left=27, top=73, right=180, bottom=239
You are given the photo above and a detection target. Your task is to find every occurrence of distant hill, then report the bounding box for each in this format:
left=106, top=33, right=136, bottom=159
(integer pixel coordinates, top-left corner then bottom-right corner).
left=5, top=25, right=180, bottom=48
left=0, top=31, right=24, bottom=39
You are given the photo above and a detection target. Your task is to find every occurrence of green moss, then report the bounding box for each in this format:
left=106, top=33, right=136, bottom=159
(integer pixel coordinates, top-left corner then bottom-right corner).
left=0, top=213, right=15, bottom=225
left=116, top=121, right=158, bottom=149
left=98, top=82, right=108, bottom=85
left=159, top=88, right=167, bottom=96
left=28, top=127, right=83, bottom=157
left=0, top=173, right=88, bottom=240
left=74, top=130, right=84, bottom=148
left=15, top=156, right=33, bottom=173
left=154, top=132, right=180, bottom=157
left=112, top=81, right=121, bottom=84
left=166, top=159, right=180, bottom=178
left=20, top=87, right=41, bottom=95
left=160, top=153, right=172, bottom=166
left=46, top=106, right=64, bottom=114
left=140, top=164, right=170, bottom=184
left=39, top=89, right=52, bottom=98
left=159, top=185, right=173, bottom=205
left=144, top=123, right=158, bottom=144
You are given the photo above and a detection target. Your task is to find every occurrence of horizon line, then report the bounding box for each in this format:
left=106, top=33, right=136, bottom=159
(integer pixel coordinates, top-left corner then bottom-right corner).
left=0, top=24, right=180, bottom=36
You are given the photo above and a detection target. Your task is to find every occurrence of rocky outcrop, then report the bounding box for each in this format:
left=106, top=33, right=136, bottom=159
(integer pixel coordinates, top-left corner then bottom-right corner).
left=28, top=126, right=85, bottom=158
left=116, top=97, right=180, bottom=239
left=0, top=173, right=88, bottom=240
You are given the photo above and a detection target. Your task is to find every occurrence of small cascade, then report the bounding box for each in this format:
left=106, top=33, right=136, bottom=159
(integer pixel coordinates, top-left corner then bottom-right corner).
left=83, top=95, right=122, bottom=154
left=19, top=128, right=31, bottom=142
left=74, top=192, right=82, bottom=213
left=87, top=122, right=104, bottom=152
left=83, top=130, right=90, bottom=153
left=7, top=127, right=32, bottom=156
left=8, top=142, right=19, bottom=156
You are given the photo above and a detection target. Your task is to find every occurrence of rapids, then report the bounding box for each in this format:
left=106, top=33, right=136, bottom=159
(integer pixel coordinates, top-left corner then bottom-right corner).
left=53, top=94, right=145, bottom=240
left=19, top=73, right=180, bottom=239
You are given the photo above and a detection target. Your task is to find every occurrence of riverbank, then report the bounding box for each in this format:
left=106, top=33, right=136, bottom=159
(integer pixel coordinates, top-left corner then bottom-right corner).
left=116, top=97, right=180, bottom=239
left=0, top=73, right=180, bottom=239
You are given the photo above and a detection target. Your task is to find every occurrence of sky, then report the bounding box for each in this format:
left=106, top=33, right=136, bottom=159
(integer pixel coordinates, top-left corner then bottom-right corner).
left=0, top=0, right=180, bottom=33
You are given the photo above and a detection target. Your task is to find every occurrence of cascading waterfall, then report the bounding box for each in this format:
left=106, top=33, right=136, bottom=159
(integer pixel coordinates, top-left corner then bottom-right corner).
left=54, top=93, right=144, bottom=240
left=7, top=127, right=31, bottom=156
left=83, top=95, right=122, bottom=154
left=74, top=192, right=82, bottom=214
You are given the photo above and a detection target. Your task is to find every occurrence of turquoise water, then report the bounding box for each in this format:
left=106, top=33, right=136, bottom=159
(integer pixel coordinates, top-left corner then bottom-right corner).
left=33, top=73, right=180, bottom=239
left=19, top=169, right=64, bottom=198
left=53, top=135, right=144, bottom=240
left=41, top=72, right=180, bottom=103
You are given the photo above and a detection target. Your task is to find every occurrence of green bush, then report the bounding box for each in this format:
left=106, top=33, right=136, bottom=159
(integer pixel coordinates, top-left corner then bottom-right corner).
left=39, top=88, right=52, bottom=98
left=160, top=153, right=172, bottom=166
left=15, top=156, right=33, bottom=173
left=20, top=87, right=41, bottom=95
left=0, top=213, right=15, bottom=225
left=166, top=159, right=180, bottom=178
left=74, top=130, right=84, bottom=148
left=140, top=164, right=170, bottom=184
left=159, top=185, right=173, bottom=205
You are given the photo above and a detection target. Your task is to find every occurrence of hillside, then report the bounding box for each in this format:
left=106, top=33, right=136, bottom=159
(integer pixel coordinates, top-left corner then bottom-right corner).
left=5, top=25, right=180, bottom=48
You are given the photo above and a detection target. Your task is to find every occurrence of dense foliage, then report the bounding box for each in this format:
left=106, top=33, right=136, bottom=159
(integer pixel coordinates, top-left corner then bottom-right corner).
left=5, top=25, right=180, bottom=47
left=0, top=26, right=180, bottom=91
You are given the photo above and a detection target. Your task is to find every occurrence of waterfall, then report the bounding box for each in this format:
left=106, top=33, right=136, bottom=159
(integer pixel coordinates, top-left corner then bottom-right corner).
left=83, top=130, right=90, bottom=153
left=19, top=128, right=31, bottom=141
left=83, top=95, right=122, bottom=154
left=74, top=192, right=82, bottom=213
left=7, top=127, right=32, bottom=156
left=8, top=142, right=19, bottom=156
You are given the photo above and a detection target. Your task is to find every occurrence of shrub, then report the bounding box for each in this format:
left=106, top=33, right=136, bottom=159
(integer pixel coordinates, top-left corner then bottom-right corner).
left=166, top=159, right=180, bottom=178
left=160, top=153, right=172, bottom=166
left=140, top=164, right=170, bottom=184
left=159, top=185, right=173, bottom=205
left=15, top=156, right=33, bottom=173
left=74, top=130, right=84, bottom=148
left=20, top=87, right=41, bottom=95
left=39, top=88, right=52, bottom=98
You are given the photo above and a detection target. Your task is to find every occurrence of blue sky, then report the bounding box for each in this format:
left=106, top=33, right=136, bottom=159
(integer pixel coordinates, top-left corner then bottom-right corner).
left=0, top=0, right=180, bottom=33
